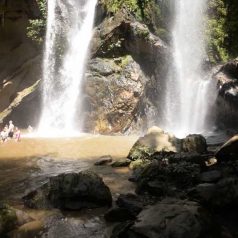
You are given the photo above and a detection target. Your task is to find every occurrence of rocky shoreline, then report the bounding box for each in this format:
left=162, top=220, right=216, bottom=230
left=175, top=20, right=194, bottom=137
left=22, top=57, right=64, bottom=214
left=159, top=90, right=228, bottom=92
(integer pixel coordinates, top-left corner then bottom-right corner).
left=1, top=127, right=238, bottom=237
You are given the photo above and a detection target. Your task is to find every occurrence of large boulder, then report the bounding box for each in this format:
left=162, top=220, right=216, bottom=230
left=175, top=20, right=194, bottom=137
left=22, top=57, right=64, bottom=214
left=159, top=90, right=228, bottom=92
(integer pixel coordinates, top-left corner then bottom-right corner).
left=84, top=56, right=149, bottom=134
left=23, top=170, right=112, bottom=210
left=104, top=194, right=143, bottom=222
left=111, top=199, right=219, bottom=238
left=215, top=135, right=238, bottom=161
left=83, top=9, right=170, bottom=134
left=190, top=177, right=238, bottom=208
left=135, top=160, right=200, bottom=196
left=116, top=193, right=143, bottom=217
left=182, top=134, right=207, bottom=153
left=213, top=59, right=238, bottom=130
left=130, top=199, right=218, bottom=238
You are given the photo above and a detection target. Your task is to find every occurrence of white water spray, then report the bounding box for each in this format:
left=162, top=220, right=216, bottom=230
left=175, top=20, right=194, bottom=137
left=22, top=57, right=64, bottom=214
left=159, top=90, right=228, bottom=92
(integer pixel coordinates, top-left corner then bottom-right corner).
left=164, top=0, right=216, bottom=138
left=38, top=0, right=97, bottom=136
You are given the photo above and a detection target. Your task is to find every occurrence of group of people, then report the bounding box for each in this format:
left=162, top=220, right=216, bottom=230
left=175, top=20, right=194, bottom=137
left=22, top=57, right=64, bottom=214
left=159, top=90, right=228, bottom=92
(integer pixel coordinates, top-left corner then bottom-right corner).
left=0, top=120, right=21, bottom=142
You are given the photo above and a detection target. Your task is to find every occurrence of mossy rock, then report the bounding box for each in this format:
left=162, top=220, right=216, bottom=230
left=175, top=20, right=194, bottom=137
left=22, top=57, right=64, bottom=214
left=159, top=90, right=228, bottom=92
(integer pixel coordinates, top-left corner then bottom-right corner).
left=111, top=159, right=131, bottom=167
left=128, top=143, right=156, bottom=161
left=129, top=159, right=151, bottom=170
left=0, top=203, right=17, bottom=236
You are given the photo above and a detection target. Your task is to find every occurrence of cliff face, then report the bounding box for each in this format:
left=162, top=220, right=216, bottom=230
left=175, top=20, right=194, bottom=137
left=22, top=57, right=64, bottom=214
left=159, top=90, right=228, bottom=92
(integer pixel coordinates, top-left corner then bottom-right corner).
left=0, top=1, right=170, bottom=133
left=213, top=59, right=238, bottom=131
left=83, top=10, right=169, bottom=134
left=0, top=0, right=41, bottom=127
left=0, top=1, right=237, bottom=133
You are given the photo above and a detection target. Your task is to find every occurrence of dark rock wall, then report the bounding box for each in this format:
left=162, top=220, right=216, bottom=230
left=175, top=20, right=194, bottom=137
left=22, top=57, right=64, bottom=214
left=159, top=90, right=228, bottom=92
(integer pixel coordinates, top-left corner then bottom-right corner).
left=213, top=59, right=238, bottom=132
left=0, top=0, right=41, bottom=127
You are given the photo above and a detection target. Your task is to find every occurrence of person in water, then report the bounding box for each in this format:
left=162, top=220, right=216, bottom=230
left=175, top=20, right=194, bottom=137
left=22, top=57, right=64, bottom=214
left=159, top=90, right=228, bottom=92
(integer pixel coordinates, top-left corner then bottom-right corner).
left=14, top=127, right=21, bottom=142
left=8, top=120, right=14, bottom=138
left=0, top=125, right=9, bottom=142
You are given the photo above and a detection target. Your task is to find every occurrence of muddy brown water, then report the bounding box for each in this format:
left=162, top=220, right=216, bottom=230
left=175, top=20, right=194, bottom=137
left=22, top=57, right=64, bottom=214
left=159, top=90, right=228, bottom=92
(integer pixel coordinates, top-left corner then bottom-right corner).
left=0, top=135, right=138, bottom=238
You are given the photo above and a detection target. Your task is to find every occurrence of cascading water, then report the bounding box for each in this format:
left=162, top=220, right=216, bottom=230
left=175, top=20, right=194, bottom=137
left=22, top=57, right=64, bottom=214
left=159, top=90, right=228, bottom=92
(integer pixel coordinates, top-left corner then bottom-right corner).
left=164, top=0, right=217, bottom=138
left=38, top=0, right=97, bottom=136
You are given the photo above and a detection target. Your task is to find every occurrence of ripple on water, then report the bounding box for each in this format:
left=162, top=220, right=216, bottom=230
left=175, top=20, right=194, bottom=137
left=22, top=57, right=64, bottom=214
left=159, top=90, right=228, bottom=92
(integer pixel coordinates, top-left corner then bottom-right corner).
left=42, top=216, right=107, bottom=238
left=0, top=156, right=90, bottom=201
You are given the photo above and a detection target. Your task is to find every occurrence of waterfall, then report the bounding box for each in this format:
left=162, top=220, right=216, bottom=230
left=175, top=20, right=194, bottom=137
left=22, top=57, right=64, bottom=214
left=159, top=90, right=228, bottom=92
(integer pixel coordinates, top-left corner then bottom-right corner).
left=164, top=0, right=217, bottom=138
left=38, top=0, right=97, bottom=136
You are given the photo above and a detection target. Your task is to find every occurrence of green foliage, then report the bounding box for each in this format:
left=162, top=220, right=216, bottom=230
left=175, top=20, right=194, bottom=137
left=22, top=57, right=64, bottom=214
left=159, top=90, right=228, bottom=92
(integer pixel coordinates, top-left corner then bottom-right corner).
left=206, top=0, right=229, bottom=63
left=27, top=0, right=47, bottom=44
left=0, top=203, right=17, bottom=235
left=143, top=0, right=171, bottom=41
left=101, top=0, right=148, bottom=19
left=224, top=0, right=238, bottom=58
left=206, top=0, right=238, bottom=63
left=101, top=0, right=170, bottom=41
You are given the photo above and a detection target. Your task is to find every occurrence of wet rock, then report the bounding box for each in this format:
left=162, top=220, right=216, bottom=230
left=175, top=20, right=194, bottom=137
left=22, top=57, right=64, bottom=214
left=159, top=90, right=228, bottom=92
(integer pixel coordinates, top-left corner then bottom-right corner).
left=94, top=155, right=113, bottom=166
left=220, top=59, right=238, bottom=79
left=0, top=203, right=17, bottom=236
left=166, top=152, right=209, bottom=166
left=200, top=170, right=222, bottom=183
left=189, top=183, right=217, bottom=203
left=23, top=170, right=112, bottom=210
left=190, top=177, right=238, bottom=208
left=213, top=59, right=238, bottom=130
left=116, top=194, right=143, bottom=216
left=111, top=158, right=131, bottom=167
left=182, top=134, right=207, bottom=153
left=104, top=207, right=135, bottom=222
left=129, top=199, right=219, bottom=238
left=215, top=135, right=238, bottom=161
left=110, top=221, right=134, bottom=238
left=135, top=160, right=200, bottom=196
left=129, top=159, right=151, bottom=170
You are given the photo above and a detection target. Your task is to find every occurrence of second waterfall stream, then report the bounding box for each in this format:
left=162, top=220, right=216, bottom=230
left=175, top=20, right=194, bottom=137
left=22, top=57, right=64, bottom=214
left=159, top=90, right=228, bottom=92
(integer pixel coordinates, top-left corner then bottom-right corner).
left=164, top=0, right=217, bottom=138
left=38, top=0, right=97, bottom=136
